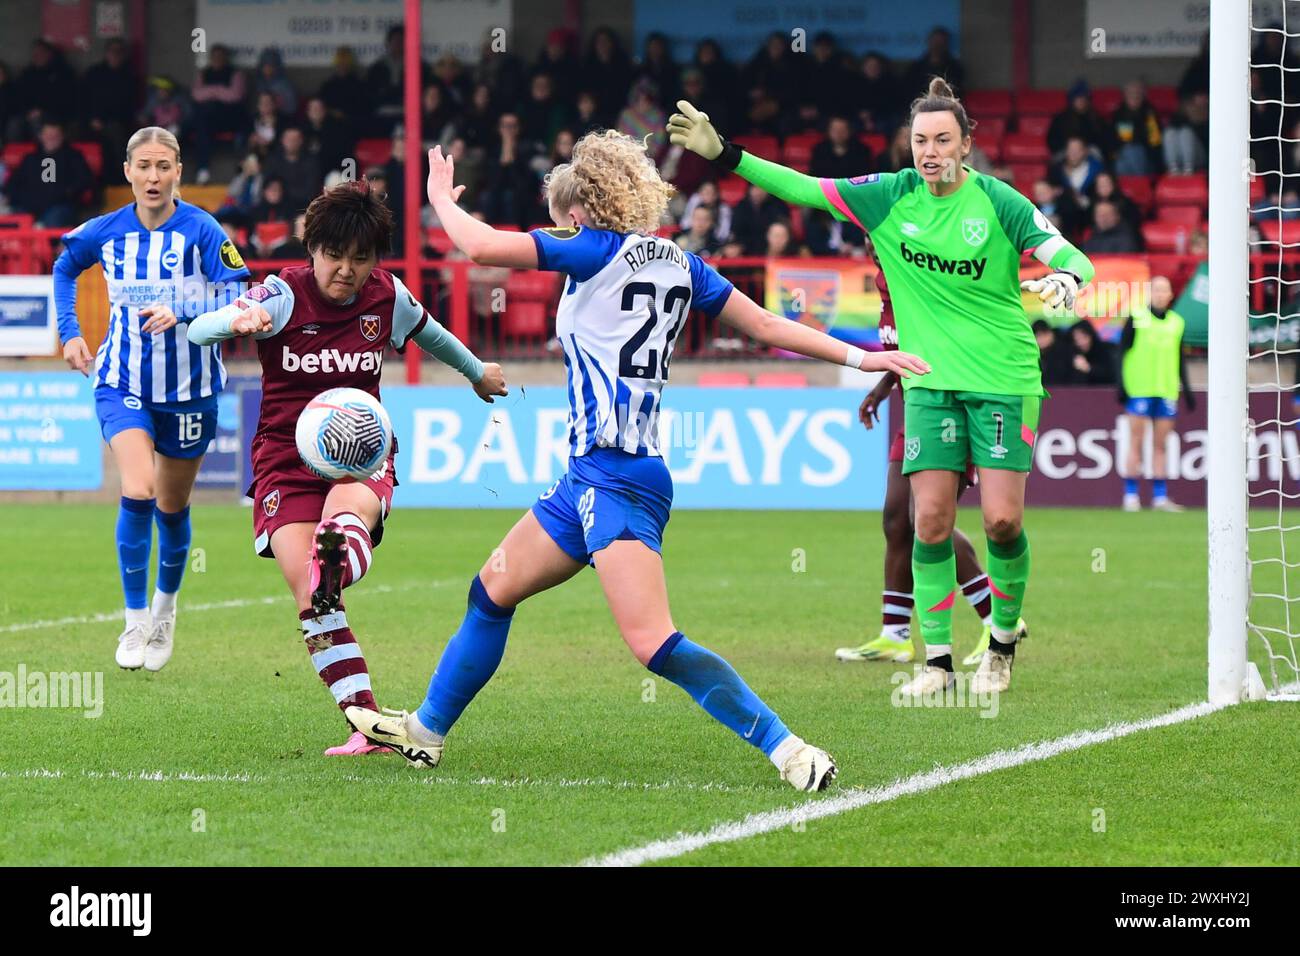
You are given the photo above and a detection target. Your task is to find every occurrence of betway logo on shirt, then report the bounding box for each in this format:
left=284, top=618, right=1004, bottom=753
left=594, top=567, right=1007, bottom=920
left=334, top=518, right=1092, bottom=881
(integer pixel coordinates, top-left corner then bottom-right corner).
left=899, top=242, right=987, bottom=280
left=281, top=346, right=383, bottom=375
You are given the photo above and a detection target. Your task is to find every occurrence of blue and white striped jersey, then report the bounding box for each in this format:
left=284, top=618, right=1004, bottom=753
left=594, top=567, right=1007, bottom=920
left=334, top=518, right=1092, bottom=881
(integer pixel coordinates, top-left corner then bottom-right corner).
left=54, top=199, right=251, bottom=402
left=531, top=226, right=733, bottom=457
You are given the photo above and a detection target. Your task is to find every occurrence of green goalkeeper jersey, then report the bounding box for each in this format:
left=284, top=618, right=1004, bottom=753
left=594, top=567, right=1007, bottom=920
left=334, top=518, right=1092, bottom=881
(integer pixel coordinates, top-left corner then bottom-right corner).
left=734, top=155, right=1095, bottom=396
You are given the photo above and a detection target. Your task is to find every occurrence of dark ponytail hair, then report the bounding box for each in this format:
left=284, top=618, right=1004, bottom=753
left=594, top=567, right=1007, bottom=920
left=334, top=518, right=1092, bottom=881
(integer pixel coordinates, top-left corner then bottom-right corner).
left=909, top=76, right=975, bottom=138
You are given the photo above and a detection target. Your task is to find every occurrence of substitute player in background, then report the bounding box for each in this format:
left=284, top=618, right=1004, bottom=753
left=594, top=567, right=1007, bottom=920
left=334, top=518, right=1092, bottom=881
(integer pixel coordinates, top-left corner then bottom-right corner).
left=53, top=126, right=250, bottom=672
left=188, top=179, right=506, bottom=755
left=837, top=263, right=1027, bottom=667
left=1119, top=275, right=1192, bottom=512
left=670, top=78, right=1094, bottom=695
left=345, top=134, right=928, bottom=791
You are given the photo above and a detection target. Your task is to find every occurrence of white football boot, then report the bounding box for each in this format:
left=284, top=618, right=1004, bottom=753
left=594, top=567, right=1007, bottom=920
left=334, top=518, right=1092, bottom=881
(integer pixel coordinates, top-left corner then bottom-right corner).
left=778, top=743, right=838, bottom=792
left=1151, top=497, right=1185, bottom=513
left=970, top=649, right=1015, bottom=694
left=144, top=616, right=175, bottom=672
left=115, top=620, right=151, bottom=670
left=897, top=664, right=955, bottom=698
left=1122, top=493, right=1141, bottom=512
left=345, top=706, right=443, bottom=768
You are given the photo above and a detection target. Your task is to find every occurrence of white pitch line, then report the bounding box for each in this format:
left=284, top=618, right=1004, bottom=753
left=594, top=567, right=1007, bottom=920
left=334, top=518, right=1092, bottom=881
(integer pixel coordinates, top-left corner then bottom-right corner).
left=581, top=698, right=1228, bottom=867
left=0, top=580, right=453, bottom=634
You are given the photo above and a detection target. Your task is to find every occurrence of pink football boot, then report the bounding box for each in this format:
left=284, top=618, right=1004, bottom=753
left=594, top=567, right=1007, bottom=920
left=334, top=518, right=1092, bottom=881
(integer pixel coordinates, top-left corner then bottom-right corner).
left=324, top=730, right=392, bottom=756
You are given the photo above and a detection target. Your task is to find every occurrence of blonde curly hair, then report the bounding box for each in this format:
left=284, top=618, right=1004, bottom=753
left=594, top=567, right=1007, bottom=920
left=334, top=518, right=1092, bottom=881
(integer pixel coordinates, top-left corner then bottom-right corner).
left=543, top=129, right=673, bottom=234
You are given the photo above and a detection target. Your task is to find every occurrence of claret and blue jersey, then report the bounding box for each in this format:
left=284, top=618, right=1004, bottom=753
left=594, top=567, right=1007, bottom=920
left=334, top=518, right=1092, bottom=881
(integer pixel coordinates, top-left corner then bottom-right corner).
left=530, top=225, right=733, bottom=457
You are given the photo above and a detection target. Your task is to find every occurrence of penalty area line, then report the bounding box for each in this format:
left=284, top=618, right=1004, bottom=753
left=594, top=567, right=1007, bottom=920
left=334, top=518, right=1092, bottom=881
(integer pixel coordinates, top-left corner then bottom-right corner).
left=580, top=698, right=1228, bottom=867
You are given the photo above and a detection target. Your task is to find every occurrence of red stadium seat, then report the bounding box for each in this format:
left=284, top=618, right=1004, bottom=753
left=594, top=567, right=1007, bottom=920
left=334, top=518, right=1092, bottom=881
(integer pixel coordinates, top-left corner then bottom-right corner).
left=1016, top=115, right=1052, bottom=139
left=973, top=116, right=1007, bottom=142
left=697, top=372, right=750, bottom=387
left=1118, top=175, right=1154, bottom=213
left=1155, top=173, right=1209, bottom=207
left=1007, top=163, right=1048, bottom=191
left=354, top=138, right=392, bottom=170
left=1157, top=204, right=1204, bottom=226
left=736, top=135, right=779, bottom=161
left=718, top=176, right=748, bottom=206
left=1091, top=86, right=1124, bottom=116
left=1141, top=220, right=1194, bottom=253
left=1250, top=176, right=1267, bottom=204
left=963, top=89, right=1013, bottom=117
left=1145, top=254, right=1193, bottom=293
left=502, top=301, right=549, bottom=339
left=0, top=214, right=34, bottom=229
left=1146, top=85, right=1179, bottom=116
left=506, top=270, right=560, bottom=301
left=2, top=142, right=36, bottom=170
left=1001, top=134, right=1050, bottom=163
left=754, top=372, right=808, bottom=387
left=1257, top=219, right=1300, bottom=246
left=781, top=132, right=820, bottom=171
left=425, top=228, right=454, bottom=255
left=1015, top=89, right=1067, bottom=116
left=860, top=133, right=887, bottom=156
left=255, top=221, right=291, bottom=252
left=72, top=141, right=103, bottom=179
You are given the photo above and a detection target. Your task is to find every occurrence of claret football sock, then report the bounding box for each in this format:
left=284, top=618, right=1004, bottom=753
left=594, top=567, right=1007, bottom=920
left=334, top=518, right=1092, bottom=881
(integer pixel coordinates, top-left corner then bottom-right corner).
left=300, top=606, right=377, bottom=713
left=417, top=575, right=515, bottom=737
left=153, top=505, right=190, bottom=616
left=986, top=530, right=1031, bottom=645
left=882, top=590, right=914, bottom=637
left=116, top=496, right=155, bottom=619
left=647, top=632, right=790, bottom=759
left=332, top=511, right=373, bottom=589
left=960, top=573, right=993, bottom=624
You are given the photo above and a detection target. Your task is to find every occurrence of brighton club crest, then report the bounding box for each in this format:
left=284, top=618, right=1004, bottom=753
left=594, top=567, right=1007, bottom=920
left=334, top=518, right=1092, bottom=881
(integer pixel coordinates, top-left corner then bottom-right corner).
left=961, top=218, right=988, bottom=246
left=358, top=314, right=381, bottom=342
left=262, top=489, right=280, bottom=516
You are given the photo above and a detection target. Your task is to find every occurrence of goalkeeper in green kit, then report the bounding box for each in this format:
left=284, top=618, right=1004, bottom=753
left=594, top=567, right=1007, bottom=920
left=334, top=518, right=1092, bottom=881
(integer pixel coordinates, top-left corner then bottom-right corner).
left=668, top=78, right=1095, bottom=695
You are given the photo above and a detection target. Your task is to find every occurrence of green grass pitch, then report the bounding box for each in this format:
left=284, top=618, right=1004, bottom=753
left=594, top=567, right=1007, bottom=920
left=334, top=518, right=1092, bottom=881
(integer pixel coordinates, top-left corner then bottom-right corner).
left=1, top=503, right=1296, bottom=866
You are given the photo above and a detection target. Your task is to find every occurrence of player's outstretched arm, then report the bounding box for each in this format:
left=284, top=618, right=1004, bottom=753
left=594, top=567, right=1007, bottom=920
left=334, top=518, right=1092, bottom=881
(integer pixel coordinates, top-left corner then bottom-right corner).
left=427, top=145, right=538, bottom=268
left=667, top=101, right=836, bottom=216
left=715, top=287, right=929, bottom=379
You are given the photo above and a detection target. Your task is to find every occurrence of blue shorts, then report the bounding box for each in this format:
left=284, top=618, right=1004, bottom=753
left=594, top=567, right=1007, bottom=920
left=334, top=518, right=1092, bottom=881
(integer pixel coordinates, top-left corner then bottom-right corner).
left=1125, top=396, right=1177, bottom=419
left=94, top=386, right=219, bottom=459
left=532, top=448, right=674, bottom=566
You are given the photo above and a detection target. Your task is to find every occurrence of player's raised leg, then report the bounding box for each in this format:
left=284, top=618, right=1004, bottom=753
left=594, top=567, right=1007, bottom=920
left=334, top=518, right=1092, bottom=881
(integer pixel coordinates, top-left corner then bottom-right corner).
left=349, top=509, right=585, bottom=767
left=972, top=467, right=1030, bottom=693
left=108, top=428, right=157, bottom=670
left=309, top=481, right=385, bottom=616
left=595, top=538, right=836, bottom=791
left=146, top=453, right=204, bottom=671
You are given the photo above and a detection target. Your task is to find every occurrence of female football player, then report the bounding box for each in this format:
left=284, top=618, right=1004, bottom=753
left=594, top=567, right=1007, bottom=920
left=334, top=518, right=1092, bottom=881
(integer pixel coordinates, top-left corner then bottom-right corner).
left=669, top=78, right=1094, bottom=695
left=53, top=126, right=251, bottom=672
left=188, top=179, right=507, bottom=755
left=345, top=134, right=929, bottom=791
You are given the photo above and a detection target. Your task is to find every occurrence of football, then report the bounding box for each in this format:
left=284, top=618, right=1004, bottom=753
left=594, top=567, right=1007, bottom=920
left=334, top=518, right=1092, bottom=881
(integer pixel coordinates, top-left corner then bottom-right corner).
left=294, top=387, right=393, bottom=481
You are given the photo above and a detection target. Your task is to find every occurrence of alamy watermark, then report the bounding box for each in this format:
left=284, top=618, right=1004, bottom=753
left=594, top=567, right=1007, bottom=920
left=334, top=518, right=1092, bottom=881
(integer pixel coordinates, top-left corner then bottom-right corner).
left=0, top=665, right=104, bottom=718
left=889, top=669, right=1000, bottom=718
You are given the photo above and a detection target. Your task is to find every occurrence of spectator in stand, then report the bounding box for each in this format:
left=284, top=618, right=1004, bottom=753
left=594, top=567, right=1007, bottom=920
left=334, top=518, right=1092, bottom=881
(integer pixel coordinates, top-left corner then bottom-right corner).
left=810, top=116, right=874, bottom=179
left=190, top=44, right=247, bottom=185
left=433, top=54, right=472, bottom=110
left=138, top=76, right=190, bottom=142
left=1033, top=178, right=1083, bottom=236
left=854, top=52, right=904, bottom=134
left=679, top=68, right=729, bottom=136
left=246, top=91, right=283, bottom=159
left=472, top=28, right=525, bottom=111
left=1049, top=320, right=1116, bottom=386
left=744, top=84, right=785, bottom=137
left=1251, top=22, right=1298, bottom=113
left=249, top=176, right=290, bottom=225
left=318, top=47, right=367, bottom=131
left=675, top=203, right=721, bottom=257
left=81, top=39, right=138, bottom=175
left=1088, top=172, right=1141, bottom=234
left=12, top=39, right=77, bottom=133
left=520, top=73, right=572, bottom=157
left=764, top=220, right=806, bottom=258
left=222, top=152, right=262, bottom=221
left=1187, top=230, right=1208, bottom=257
left=268, top=213, right=308, bottom=260
left=635, top=32, right=680, bottom=112
left=1050, top=136, right=1104, bottom=214
left=1110, top=80, right=1163, bottom=175
left=796, top=33, right=847, bottom=131
left=0, top=62, right=19, bottom=142
left=903, top=27, right=964, bottom=97
left=876, top=125, right=913, bottom=173
left=1252, top=70, right=1287, bottom=198
left=1179, top=30, right=1210, bottom=99
left=1, top=121, right=91, bottom=226
left=617, top=79, right=668, bottom=163
left=1032, top=319, right=1059, bottom=376
left=1047, top=79, right=1112, bottom=157
left=678, top=179, right=732, bottom=244
left=693, top=39, right=741, bottom=130
left=530, top=127, right=575, bottom=178
left=460, top=83, right=499, bottom=153
left=367, top=27, right=431, bottom=136
left=583, top=27, right=633, bottom=125
left=725, top=183, right=789, bottom=256
left=262, top=126, right=322, bottom=215
left=534, top=28, right=580, bottom=105
left=477, top=112, right=539, bottom=230
left=254, top=48, right=298, bottom=117
left=421, top=83, right=458, bottom=145
left=1082, top=200, right=1141, bottom=255
left=573, top=90, right=606, bottom=138
left=302, top=95, right=352, bottom=181
left=743, top=32, right=807, bottom=116
left=379, top=126, right=425, bottom=253
left=1163, top=90, right=1208, bottom=174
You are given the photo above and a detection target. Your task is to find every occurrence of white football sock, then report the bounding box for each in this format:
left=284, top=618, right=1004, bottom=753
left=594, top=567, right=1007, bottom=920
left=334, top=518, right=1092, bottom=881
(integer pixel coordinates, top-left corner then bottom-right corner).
left=151, top=589, right=177, bottom=620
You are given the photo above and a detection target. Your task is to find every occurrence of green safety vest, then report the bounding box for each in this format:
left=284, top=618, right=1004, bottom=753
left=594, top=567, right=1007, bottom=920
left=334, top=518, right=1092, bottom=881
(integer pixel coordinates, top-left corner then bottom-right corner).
left=1122, top=304, right=1185, bottom=401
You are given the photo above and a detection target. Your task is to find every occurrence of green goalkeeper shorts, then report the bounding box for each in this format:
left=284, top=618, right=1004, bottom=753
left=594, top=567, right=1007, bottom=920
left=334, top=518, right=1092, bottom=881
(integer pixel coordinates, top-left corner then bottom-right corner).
left=901, top=387, right=1042, bottom=474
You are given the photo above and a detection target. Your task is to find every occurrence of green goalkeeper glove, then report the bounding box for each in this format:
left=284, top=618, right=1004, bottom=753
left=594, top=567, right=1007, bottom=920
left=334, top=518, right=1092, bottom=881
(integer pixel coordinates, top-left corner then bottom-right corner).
left=666, top=100, right=743, bottom=170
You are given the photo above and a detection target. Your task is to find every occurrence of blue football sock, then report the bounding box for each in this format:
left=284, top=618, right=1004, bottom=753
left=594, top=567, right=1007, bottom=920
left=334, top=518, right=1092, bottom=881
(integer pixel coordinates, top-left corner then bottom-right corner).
left=647, top=632, right=790, bottom=757
left=1124, top=478, right=1138, bottom=496
left=1152, top=479, right=1168, bottom=498
left=417, top=576, right=514, bottom=736
left=154, top=505, right=191, bottom=595
left=116, top=497, right=155, bottom=611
